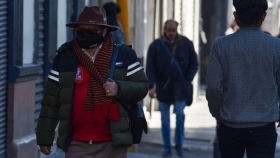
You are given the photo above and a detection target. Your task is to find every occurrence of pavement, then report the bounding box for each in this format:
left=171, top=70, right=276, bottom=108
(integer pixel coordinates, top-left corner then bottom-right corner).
left=142, top=96, right=216, bottom=151
left=132, top=96, right=215, bottom=158
left=41, top=96, right=280, bottom=158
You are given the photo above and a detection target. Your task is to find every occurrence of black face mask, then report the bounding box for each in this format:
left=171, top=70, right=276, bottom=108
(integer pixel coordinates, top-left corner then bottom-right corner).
left=77, top=30, right=104, bottom=49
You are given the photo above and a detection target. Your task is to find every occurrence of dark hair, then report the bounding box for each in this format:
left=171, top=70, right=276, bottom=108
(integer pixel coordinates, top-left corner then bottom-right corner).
left=103, top=2, right=121, bottom=17
left=164, top=20, right=179, bottom=29
left=233, top=0, right=268, bottom=24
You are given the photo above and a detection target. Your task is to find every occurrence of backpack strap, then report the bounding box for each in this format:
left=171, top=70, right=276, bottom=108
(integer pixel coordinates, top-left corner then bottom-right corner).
left=107, top=44, right=122, bottom=82
left=160, top=38, right=184, bottom=78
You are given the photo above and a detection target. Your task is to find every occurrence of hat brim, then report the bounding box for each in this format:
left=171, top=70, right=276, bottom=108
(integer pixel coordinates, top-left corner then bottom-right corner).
left=66, top=22, right=119, bottom=32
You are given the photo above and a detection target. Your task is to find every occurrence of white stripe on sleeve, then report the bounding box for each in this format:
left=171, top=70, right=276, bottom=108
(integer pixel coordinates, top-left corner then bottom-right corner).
left=50, top=70, right=59, bottom=75
left=127, top=67, right=143, bottom=76
left=48, top=75, right=59, bottom=82
left=128, top=62, right=140, bottom=70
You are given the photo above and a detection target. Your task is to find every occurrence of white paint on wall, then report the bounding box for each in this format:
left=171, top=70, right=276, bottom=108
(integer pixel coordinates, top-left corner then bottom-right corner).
left=57, top=0, right=67, bottom=48
left=134, top=0, right=146, bottom=58
left=192, top=0, right=201, bottom=103
left=23, top=0, right=34, bottom=64
left=85, top=0, right=89, bottom=6
left=182, top=0, right=194, bottom=40
left=174, top=0, right=182, bottom=34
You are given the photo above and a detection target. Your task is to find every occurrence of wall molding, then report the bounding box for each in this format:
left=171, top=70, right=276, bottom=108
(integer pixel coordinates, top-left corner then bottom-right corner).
left=67, top=0, right=75, bottom=41
left=44, top=0, right=58, bottom=75
left=8, top=0, right=40, bottom=83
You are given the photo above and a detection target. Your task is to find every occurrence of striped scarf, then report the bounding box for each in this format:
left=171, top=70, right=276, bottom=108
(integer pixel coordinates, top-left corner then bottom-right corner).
left=73, top=34, right=116, bottom=110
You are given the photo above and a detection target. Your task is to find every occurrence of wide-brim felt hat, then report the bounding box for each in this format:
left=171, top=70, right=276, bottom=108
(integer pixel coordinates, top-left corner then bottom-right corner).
left=66, top=6, right=118, bottom=32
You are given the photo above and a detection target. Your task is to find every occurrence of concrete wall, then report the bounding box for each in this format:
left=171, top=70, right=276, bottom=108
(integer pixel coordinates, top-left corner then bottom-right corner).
left=7, top=0, right=43, bottom=157
left=7, top=81, right=37, bottom=158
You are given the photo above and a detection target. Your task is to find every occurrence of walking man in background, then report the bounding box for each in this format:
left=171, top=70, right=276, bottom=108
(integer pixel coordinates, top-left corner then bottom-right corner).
left=146, top=20, right=199, bottom=157
left=36, top=6, right=148, bottom=158
left=206, top=0, right=279, bottom=157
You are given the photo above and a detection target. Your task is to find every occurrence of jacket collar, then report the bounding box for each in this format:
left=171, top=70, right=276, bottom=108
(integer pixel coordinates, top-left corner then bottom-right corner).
left=162, top=35, right=181, bottom=45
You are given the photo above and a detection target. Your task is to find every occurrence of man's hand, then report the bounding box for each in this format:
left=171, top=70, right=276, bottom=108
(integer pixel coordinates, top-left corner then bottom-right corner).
left=40, top=146, right=51, bottom=155
left=277, top=119, right=280, bottom=128
left=149, top=88, right=156, bottom=98
left=103, top=81, right=118, bottom=97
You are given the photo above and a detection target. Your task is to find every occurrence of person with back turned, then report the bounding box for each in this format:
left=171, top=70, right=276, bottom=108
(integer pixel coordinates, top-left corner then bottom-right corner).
left=206, top=0, right=280, bottom=157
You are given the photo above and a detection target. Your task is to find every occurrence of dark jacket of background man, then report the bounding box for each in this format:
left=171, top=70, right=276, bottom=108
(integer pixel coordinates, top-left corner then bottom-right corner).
left=146, top=35, right=198, bottom=103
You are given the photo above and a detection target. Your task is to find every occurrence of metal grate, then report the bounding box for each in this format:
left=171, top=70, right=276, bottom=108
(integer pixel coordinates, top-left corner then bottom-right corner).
left=34, top=0, right=45, bottom=130
left=0, top=1, right=8, bottom=157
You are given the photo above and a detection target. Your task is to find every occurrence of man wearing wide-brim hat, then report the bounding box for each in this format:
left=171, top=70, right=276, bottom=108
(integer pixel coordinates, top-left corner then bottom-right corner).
left=36, top=6, right=148, bottom=158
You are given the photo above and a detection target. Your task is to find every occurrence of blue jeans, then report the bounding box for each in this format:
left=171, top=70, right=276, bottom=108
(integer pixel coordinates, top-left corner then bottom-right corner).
left=218, top=123, right=277, bottom=158
left=159, top=100, right=186, bottom=152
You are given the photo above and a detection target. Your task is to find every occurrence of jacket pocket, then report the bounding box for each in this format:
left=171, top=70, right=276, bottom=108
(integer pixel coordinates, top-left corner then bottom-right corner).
left=174, top=81, right=193, bottom=106
left=156, top=80, right=173, bottom=102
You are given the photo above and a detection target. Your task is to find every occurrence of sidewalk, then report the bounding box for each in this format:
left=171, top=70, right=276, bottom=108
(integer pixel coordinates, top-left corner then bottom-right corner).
left=43, top=97, right=280, bottom=158
left=135, top=97, right=215, bottom=158
left=134, top=97, right=280, bottom=157
left=142, top=97, right=216, bottom=152
left=45, top=147, right=212, bottom=158
left=127, top=143, right=212, bottom=158
left=43, top=98, right=214, bottom=158
left=44, top=144, right=212, bottom=158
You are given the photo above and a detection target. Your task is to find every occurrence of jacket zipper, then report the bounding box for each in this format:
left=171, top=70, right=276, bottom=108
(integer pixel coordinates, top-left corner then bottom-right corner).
left=64, top=59, right=78, bottom=150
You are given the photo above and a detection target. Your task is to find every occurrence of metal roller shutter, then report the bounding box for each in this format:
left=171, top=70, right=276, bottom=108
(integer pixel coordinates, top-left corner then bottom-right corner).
left=34, top=0, right=45, bottom=130
left=0, top=1, right=8, bottom=157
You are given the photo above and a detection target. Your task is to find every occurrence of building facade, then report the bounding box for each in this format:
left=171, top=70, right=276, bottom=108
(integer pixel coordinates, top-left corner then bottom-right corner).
left=6, top=1, right=99, bottom=157
left=2, top=0, right=203, bottom=157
